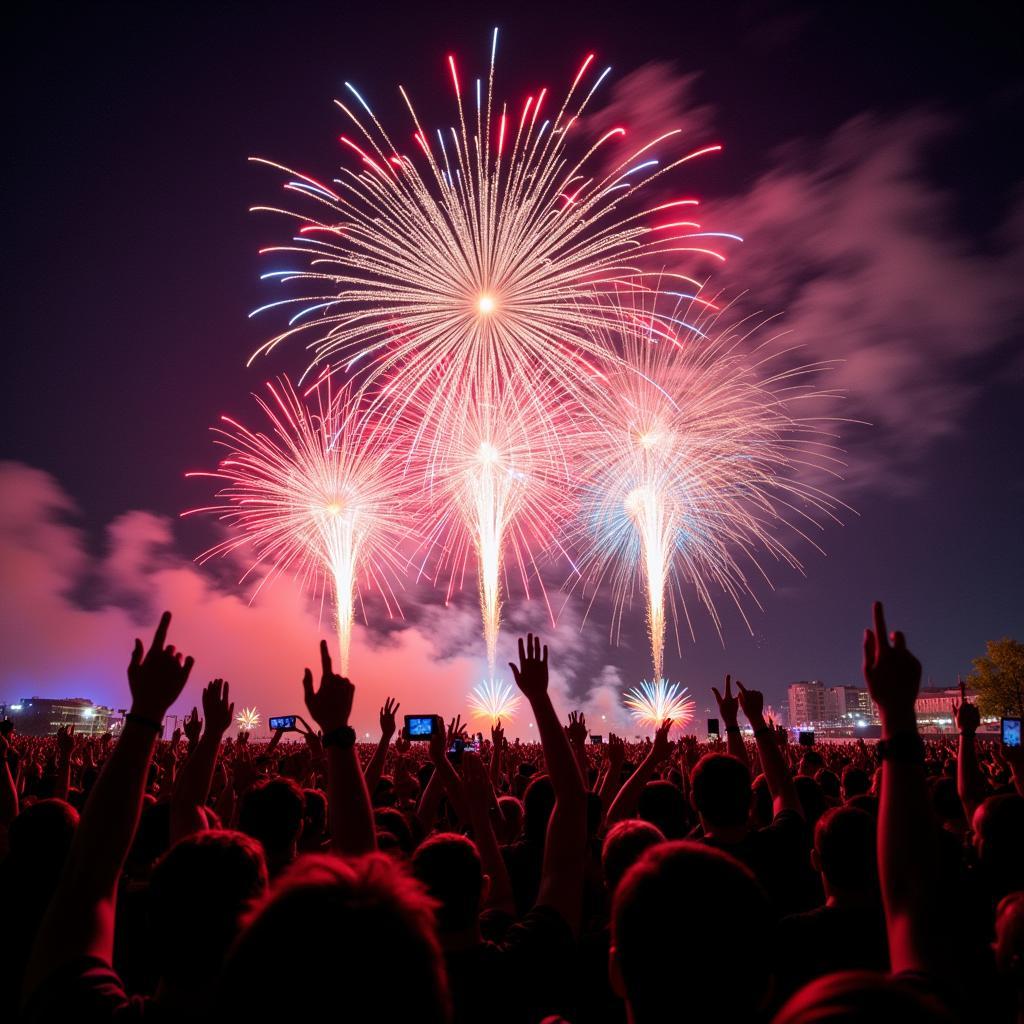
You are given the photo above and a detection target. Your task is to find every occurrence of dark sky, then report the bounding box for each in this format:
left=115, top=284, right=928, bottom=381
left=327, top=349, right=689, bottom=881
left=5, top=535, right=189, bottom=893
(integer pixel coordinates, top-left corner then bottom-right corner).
left=3, top=1, right=1022, bottom=724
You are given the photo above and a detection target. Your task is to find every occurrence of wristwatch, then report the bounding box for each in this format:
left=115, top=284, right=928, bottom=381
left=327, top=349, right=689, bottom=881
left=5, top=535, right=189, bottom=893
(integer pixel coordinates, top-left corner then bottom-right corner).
left=322, top=725, right=357, bottom=750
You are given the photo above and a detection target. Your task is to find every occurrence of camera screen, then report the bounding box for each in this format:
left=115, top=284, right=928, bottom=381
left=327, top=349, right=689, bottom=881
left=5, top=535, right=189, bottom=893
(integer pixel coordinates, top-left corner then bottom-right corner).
left=406, top=716, right=434, bottom=738
left=1003, top=718, right=1022, bottom=748
left=268, top=716, right=296, bottom=731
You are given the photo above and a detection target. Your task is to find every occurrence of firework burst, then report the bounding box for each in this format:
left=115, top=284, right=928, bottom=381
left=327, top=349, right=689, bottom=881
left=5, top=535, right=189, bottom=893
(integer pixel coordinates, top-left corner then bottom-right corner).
left=623, top=680, right=694, bottom=729
left=572, top=296, right=847, bottom=679
left=186, top=374, right=416, bottom=675
left=236, top=707, right=261, bottom=732
left=467, top=679, right=521, bottom=724
left=247, top=28, right=737, bottom=415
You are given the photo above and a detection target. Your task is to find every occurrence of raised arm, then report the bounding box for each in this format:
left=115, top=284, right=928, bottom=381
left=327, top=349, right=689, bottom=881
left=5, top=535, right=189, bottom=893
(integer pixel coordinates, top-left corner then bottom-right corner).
left=736, top=680, right=802, bottom=819
left=54, top=724, right=75, bottom=802
left=364, top=696, right=399, bottom=796
left=712, top=675, right=749, bottom=768
left=606, top=721, right=671, bottom=827
left=0, top=734, right=18, bottom=830
left=303, top=640, right=375, bottom=856
left=171, top=678, right=234, bottom=842
left=952, top=686, right=984, bottom=820
left=566, top=711, right=590, bottom=780
left=864, top=600, right=941, bottom=976
left=489, top=720, right=505, bottom=791
left=597, top=733, right=627, bottom=814
left=426, top=716, right=468, bottom=824
left=461, top=751, right=515, bottom=916
left=24, top=612, right=193, bottom=1000
left=509, top=635, right=587, bottom=933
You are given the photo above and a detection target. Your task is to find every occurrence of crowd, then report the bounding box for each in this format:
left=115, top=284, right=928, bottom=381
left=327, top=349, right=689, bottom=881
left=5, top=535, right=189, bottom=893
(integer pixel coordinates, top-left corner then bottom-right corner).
left=1, top=602, right=1022, bottom=1022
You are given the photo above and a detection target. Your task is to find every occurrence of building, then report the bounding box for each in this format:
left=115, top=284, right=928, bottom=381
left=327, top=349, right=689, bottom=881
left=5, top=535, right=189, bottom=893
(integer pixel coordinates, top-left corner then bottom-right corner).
left=787, top=681, right=829, bottom=728
left=914, top=687, right=973, bottom=732
left=830, top=685, right=877, bottom=726
left=2, top=697, right=116, bottom=737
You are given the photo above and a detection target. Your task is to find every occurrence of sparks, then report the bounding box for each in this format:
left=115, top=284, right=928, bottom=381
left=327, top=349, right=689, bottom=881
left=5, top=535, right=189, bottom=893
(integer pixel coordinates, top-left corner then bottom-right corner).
left=623, top=680, right=694, bottom=729
left=467, top=679, right=521, bottom=724
left=186, top=375, right=417, bottom=675
left=236, top=707, right=261, bottom=731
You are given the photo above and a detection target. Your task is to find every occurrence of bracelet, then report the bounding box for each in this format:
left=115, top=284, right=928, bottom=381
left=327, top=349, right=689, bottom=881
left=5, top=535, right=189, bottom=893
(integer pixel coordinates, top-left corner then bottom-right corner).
left=725, top=725, right=741, bottom=734
left=126, top=712, right=162, bottom=733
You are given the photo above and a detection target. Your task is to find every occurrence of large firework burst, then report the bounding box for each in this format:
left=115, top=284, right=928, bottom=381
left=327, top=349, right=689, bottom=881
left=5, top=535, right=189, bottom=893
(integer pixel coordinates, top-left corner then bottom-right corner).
left=247, top=28, right=736, bottom=414
left=187, top=374, right=416, bottom=674
left=236, top=707, right=261, bottom=732
left=572, top=295, right=847, bottom=679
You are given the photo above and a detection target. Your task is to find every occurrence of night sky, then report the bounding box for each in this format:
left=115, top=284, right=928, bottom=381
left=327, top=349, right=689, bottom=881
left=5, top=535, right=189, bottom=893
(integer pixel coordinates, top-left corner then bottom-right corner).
left=3, top=1, right=1022, bottom=734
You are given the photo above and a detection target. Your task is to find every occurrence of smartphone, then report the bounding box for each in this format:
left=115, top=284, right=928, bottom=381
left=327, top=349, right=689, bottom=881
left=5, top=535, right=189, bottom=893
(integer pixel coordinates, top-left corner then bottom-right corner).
left=464, top=738, right=481, bottom=753
left=268, top=715, right=298, bottom=732
left=798, top=730, right=815, bottom=747
left=1002, top=717, right=1022, bottom=748
left=707, top=718, right=720, bottom=736
left=590, top=734, right=604, bottom=745
left=405, top=715, right=438, bottom=741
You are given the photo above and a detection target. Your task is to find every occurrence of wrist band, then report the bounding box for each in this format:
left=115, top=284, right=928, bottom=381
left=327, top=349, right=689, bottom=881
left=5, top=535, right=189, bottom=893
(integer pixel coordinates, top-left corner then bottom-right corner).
left=725, top=725, right=741, bottom=734
left=877, top=732, right=925, bottom=764
left=126, top=712, right=162, bottom=733
left=323, top=725, right=357, bottom=750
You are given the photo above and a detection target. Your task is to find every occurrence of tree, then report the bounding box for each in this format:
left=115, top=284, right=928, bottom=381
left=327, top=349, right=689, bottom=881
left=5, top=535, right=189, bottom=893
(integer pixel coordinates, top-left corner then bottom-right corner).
left=968, top=638, right=1024, bottom=718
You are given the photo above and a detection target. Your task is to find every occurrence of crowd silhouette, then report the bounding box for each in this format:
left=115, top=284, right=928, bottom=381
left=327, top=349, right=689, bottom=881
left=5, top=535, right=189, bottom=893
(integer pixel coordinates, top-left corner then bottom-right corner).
left=2, top=602, right=1023, bottom=1022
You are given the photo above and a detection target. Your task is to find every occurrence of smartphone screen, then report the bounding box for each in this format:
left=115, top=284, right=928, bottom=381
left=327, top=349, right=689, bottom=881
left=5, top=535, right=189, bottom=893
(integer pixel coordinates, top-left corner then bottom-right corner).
left=268, top=716, right=297, bottom=731
left=1002, top=717, right=1022, bottom=748
left=405, top=715, right=435, bottom=740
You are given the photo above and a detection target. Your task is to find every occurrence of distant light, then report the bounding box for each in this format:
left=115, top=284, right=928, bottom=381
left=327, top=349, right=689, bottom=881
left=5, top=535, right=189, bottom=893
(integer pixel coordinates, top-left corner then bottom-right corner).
left=83, top=708, right=94, bottom=718
left=9, top=704, right=22, bottom=711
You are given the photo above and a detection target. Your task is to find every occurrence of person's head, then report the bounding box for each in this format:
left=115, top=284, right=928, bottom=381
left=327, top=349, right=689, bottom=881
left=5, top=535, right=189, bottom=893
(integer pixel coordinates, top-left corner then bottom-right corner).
left=972, top=795, right=1024, bottom=896
left=300, top=787, right=328, bottom=851
left=690, top=753, right=751, bottom=831
left=794, top=775, right=828, bottom=829
left=601, top=820, right=665, bottom=893
left=221, top=853, right=448, bottom=1022
left=239, top=777, right=304, bottom=872
left=841, top=765, right=870, bottom=801
left=637, top=780, right=690, bottom=838
left=149, top=830, right=267, bottom=991
left=993, top=891, right=1024, bottom=990
left=6, top=798, right=78, bottom=874
left=800, top=749, right=825, bottom=775
left=815, top=768, right=841, bottom=801
left=496, top=795, right=524, bottom=843
left=929, top=776, right=964, bottom=825
left=611, top=841, right=771, bottom=1022
left=773, top=971, right=955, bottom=1023
left=812, top=806, right=877, bottom=899
left=523, top=774, right=555, bottom=844
left=411, top=832, right=484, bottom=934
left=750, top=773, right=773, bottom=829
left=375, top=807, right=414, bottom=855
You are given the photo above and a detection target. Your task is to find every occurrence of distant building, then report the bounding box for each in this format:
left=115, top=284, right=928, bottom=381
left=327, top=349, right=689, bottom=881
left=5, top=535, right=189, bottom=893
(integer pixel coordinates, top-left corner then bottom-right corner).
left=914, top=687, right=973, bottom=732
left=787, top=681, right=829, bottom=728
left=2, top=697, right=116, bottom=737
left=830, top=685, right=877, bottom=726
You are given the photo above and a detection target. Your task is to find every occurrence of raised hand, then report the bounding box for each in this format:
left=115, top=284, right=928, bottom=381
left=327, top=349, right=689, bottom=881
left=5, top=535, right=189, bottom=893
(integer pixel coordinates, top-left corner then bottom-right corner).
left=170, top=727, right=182, bottom=749
left=509, top=634, right=549, bottom=701
left=606, top=732, right=625, bottom=766
left=951, top=682, right=980, bottom=737
left=652, top=719, right=672, bottom=762
left=711, top=674, right=741, bottom=726
left=302, top=640, right=354, bottom=733
left=394, top=734, right=411, bottom=755
left=491, top=720, right=505, bottom=750
left=56, top=723, right=75, bottom=760
left=127, top=612, right=194, bottom=722
left=447, top=714, right=468, bottom=746
left=735, top=680, right=765, bottom=723
left=379, top=697, right=400, bottom=741
left=566, top=711, right=588, bottom=746
left=202, top=679, right=234, bottom=738
left=863, top=601, right=921, bottom=731
left=183, top=706, right=202, bottom=746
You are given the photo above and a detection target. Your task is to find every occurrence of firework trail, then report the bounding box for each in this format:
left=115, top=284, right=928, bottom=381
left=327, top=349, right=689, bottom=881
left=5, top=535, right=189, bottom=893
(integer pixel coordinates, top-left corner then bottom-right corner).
left=236, top=707, right=261, bottom=731
left=186, top=375, right=415, bottom=675
left=623, top=680, right=694, bottom=729
left=467, top=679, right=521, bottom=724
left=247, top=28, right=737, bottom=417
left=572, top=294, right=848, bottom=679
left=414, top=377, right=573, bottom=672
